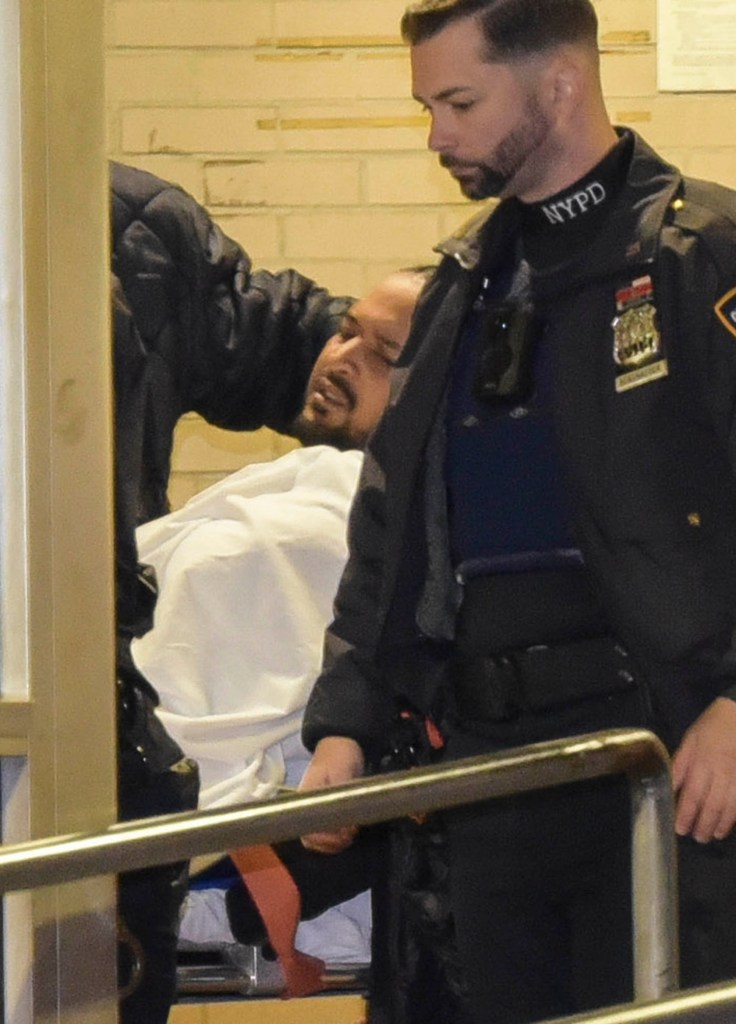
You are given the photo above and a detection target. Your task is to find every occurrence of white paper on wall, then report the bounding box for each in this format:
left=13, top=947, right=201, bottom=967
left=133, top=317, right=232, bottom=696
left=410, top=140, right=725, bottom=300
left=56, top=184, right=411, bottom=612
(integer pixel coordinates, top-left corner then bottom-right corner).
left=658, top=0, right=736, bottom=91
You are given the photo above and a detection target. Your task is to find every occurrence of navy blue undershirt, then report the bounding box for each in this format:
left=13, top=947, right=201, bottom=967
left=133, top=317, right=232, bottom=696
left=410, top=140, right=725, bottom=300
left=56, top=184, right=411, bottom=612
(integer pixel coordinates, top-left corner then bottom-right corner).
left=446, top=133, right=632, bottom=583
left=446, top=266, right=579, bottom=581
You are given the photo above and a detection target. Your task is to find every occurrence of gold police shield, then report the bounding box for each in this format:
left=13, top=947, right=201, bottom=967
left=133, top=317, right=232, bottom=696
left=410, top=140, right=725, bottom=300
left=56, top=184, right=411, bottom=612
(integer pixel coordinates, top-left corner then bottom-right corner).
left=612, top=301, right=668, bottom=392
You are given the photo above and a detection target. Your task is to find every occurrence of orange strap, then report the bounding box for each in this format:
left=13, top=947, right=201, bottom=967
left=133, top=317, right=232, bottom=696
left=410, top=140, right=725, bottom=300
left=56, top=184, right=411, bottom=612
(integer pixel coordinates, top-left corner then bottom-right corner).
left=229, top=844, right=326, bottom=999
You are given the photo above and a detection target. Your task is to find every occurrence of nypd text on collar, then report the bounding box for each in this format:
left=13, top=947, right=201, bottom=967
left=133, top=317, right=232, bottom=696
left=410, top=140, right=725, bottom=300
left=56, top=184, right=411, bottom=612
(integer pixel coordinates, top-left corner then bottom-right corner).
left=542, top=182, right=606, bottom=225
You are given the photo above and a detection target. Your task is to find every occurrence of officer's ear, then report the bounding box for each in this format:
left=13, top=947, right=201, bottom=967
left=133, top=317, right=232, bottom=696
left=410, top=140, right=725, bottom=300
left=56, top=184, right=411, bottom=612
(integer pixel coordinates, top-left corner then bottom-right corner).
left=527, top=49, right=579, bottom=128
left=548, top=50, right=582, bottom=113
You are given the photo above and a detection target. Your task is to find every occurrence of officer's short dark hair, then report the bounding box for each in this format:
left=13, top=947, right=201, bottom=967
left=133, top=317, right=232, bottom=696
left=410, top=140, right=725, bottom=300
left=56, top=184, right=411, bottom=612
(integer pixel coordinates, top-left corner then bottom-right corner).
left=401, top=0, right=598, bottom=61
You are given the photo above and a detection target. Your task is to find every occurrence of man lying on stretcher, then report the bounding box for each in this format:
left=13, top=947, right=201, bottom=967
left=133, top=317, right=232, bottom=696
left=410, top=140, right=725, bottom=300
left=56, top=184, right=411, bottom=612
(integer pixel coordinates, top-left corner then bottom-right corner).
left=130, top=268, right=431, bottom=977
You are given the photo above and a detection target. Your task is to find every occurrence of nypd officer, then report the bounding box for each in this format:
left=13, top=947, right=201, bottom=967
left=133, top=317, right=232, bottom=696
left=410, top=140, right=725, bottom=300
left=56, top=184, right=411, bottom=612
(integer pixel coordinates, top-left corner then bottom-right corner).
left=298, top=1, right=736, bottom=1022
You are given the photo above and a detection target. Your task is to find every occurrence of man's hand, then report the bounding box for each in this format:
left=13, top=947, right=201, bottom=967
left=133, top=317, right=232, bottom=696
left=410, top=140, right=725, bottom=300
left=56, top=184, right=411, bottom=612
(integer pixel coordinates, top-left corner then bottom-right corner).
left=298, top=736, right=365, bottom=854
left=672, top=696, right=736, bottom=843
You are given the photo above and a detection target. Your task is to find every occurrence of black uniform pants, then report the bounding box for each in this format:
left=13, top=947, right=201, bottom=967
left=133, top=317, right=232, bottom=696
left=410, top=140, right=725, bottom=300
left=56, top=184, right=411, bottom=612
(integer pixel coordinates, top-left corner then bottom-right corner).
left=446, top=769, right=634, bottom=1023
left=443, top=688, right=736, bottom=1024
left=444, top=685, right=649, bottom=1024
left=678, top=830, right=736, bottom=990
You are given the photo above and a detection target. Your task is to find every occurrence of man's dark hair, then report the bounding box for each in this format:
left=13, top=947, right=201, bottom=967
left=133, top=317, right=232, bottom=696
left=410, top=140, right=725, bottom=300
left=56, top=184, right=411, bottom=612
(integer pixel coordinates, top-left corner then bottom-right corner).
left=401, top=0, right=598, bottom=60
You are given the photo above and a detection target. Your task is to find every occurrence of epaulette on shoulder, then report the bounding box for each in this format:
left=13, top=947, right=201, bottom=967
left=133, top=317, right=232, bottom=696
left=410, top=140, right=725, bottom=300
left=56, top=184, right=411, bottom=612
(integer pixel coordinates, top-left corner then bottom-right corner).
left=668, top=179, right=736, bottom=230
left=666, top=178, right=736, bottom=270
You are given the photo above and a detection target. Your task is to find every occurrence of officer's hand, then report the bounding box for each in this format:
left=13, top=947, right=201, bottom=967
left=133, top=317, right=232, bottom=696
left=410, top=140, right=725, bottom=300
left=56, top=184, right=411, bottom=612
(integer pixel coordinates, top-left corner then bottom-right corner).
left=672, top=696, right=736, bottom=843
left=298, top=736, right=365, bottom=854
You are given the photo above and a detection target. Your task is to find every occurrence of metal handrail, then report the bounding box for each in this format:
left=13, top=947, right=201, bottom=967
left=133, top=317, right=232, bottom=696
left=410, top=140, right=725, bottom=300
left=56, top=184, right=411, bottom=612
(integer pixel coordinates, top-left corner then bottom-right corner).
left=0, top=727, right=676, bottom=1003
left=537, top=979, right=736, bottom=1023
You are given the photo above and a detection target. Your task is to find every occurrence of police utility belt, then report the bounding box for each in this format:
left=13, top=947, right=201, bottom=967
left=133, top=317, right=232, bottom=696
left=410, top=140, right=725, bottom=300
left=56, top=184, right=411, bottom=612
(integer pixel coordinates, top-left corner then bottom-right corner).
left=452, top=570, right=635, bottom=723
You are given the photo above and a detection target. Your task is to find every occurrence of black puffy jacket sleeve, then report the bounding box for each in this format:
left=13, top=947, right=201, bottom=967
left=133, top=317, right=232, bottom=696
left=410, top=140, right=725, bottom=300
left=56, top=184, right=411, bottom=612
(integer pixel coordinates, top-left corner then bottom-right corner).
left=111, top=161, right=351, bottom=637
left=112, top=162, right=348, bottom=427
left=111, top=161, right=350, bottom=519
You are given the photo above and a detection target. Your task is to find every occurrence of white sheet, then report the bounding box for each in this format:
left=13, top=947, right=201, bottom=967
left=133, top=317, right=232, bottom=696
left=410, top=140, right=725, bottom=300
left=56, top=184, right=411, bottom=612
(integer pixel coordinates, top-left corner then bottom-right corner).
left=179, top=886, right=372, bottom=965
left=131, top=445, right=363, bottom=809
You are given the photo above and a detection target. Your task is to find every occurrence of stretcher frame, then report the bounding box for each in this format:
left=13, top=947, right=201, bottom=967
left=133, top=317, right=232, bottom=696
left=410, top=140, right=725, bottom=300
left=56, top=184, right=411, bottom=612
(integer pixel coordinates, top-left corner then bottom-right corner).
left=176, top=939, right=369, bottom=999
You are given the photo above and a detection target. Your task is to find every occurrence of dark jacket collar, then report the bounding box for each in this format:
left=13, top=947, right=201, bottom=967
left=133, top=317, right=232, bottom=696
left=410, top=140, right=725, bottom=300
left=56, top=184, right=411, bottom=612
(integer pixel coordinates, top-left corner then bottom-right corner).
left=432, top=129, right=683, bottom=296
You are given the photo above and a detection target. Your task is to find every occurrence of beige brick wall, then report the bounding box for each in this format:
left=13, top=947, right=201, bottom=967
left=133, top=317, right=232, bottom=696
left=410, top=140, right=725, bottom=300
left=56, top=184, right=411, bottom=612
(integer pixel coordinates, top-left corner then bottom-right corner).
left=106, top=0, right=736, bottom=508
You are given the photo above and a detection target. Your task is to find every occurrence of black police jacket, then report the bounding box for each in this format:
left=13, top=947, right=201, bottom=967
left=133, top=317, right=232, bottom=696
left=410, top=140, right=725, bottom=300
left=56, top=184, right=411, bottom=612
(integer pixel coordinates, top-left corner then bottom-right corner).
left=303, top=130, right=736, bottom=757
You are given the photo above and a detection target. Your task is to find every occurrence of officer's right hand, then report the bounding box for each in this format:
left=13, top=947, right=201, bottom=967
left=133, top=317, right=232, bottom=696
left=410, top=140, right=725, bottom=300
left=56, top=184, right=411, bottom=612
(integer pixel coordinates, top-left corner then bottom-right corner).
left=298, top=736, right=365, bottom=854
left=672, top=696, right=736, bottom=842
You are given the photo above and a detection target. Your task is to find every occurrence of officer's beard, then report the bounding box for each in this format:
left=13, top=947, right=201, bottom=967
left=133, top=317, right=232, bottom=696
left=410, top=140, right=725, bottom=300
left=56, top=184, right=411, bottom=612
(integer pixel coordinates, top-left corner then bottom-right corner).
left=441, top=94, right=553, bottom=201
left=440, top=158, right=514, bottom=200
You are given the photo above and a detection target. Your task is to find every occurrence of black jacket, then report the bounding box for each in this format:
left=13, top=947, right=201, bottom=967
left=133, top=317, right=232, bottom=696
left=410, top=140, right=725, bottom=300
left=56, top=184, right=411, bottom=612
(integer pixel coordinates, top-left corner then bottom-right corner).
left=111, top=161, right=349, bottom=644
left=303, top=131, right=736, bottom=757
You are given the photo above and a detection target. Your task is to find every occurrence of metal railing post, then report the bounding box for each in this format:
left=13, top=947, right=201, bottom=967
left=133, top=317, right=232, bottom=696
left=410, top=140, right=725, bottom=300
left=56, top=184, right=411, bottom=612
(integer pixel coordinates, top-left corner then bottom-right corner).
left=630, top=769, right=679, bottom=1000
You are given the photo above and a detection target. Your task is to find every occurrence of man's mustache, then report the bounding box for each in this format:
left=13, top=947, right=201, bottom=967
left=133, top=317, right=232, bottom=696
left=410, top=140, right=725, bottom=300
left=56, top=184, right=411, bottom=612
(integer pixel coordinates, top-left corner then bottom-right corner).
left=322, top=370, right=356, bottom=410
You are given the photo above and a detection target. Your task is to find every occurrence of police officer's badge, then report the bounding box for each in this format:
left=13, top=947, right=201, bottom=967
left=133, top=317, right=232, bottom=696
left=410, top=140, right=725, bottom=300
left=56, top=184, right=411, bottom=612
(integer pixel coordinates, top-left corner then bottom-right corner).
left=611, top=274, right=668, bottom=392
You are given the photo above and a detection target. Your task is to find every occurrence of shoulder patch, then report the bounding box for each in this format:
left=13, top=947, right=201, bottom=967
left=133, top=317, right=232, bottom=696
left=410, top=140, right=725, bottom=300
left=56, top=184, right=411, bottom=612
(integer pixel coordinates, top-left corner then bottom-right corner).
left=715, top=286, right=736, bottom=339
